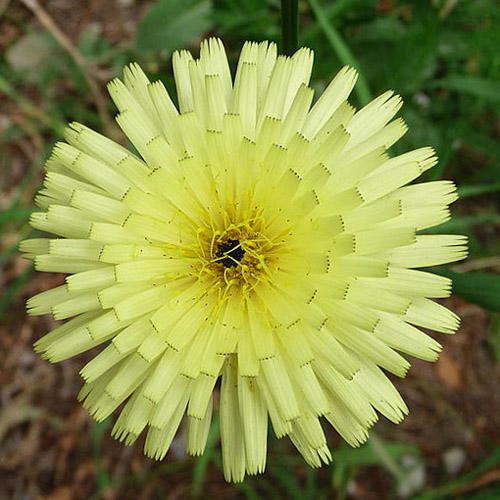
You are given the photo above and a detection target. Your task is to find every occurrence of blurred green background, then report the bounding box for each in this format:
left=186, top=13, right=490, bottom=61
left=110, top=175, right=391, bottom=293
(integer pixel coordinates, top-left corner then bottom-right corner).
left=0, top=0, right=499, bottom=498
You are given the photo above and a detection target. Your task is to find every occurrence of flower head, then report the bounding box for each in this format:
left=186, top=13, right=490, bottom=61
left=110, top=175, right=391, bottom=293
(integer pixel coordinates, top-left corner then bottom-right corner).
left=23, top=38, right=467, bottom=482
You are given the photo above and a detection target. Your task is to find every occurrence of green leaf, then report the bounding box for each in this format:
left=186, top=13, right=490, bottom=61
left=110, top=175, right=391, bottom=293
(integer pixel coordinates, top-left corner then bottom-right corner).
left=423, top=214, right=500, bottom=233
left=486, top=313, right=500, bottom=360
left=458, top=183, right=500, bottom=198
left=0, top=207, right=34, bottom=226
left=431, top=76, right=500, bottom=102
left=439, top=269, right=500, bottom=312
left=136, top=0, right=212, bottom=54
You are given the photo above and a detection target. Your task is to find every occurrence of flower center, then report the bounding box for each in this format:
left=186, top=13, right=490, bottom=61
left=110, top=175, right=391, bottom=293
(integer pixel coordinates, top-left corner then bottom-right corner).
left=215, top=239, right=246, bottom=268
left=188, top=213, right=282, bottom=299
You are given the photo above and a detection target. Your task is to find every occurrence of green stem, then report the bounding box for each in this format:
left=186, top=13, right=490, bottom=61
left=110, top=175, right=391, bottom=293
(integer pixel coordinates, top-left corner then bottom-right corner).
left=309, top=0, right=372, bottom=106
left=281, top=0, right=299, bottom=55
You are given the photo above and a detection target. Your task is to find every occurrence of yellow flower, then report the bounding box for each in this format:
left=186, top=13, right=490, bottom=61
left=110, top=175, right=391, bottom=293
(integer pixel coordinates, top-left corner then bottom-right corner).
left=22, top=38, right=467, bottom=482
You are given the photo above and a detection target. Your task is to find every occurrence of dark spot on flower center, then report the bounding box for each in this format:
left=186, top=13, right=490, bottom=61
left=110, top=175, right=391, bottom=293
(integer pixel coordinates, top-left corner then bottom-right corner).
left=216, top=239, right=245, bottom=268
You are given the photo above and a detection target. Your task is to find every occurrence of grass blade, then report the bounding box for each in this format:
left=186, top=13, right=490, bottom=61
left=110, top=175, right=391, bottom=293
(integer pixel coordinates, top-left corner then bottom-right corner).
left=458, top=183, right=500, bottom=198
left=192, top=417, right=220, bottom=497
left=431, top=76, right=500, bottom=102
left=309, top=0, right=372, bottom=106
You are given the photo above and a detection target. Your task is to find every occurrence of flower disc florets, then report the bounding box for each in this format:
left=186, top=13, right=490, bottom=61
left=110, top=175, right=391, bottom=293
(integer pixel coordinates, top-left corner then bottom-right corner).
left=198, top=214, right=276, bottom=296
left=22, top=38, right=467, bottom=482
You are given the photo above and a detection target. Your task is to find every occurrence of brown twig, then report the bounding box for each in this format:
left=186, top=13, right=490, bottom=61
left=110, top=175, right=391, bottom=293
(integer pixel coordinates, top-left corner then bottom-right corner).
left=454, top=469, right=500, bottom=496
left=452, top=256, right=500, bottom=273
left=19, top=0, right=118, bottom=139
